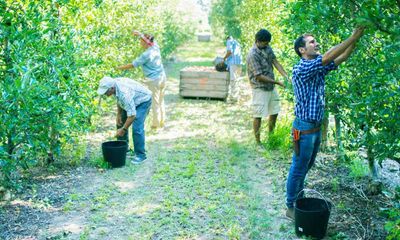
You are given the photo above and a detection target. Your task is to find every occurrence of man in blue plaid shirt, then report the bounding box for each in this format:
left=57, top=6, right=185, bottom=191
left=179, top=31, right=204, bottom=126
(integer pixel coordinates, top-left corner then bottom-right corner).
left=285, top=27, right=365, bottom=220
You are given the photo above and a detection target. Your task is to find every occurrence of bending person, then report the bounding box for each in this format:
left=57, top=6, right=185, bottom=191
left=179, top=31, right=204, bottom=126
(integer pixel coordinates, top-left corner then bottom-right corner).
left=97, top=76, right=152, bottom=164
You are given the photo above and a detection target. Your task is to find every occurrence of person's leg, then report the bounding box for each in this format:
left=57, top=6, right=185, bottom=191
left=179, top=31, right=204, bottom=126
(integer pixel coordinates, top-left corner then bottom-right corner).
left=251, top=88, right=267, bottom=144
left=132, top=100, right=151, bottom=160
left=228, top=65, right=241, bottom=102
left=234, top=65, right=242, bottom=101
left=268, top=89, right=281, bottom=133
left=299, top=131, right=322, bottom=192
left=253, top=118, right=262, bottom=144
left=159, top=80, right=166, bottom=128
left=286, top=133, right=318, bottom=208
left=145, top=81, right=162, bottom=128
left=308, top=131, right=321, bottom=171
left=286, top=119, right=320, bottom=209
left=116, top=109, right=129, bottom=143
left=268, top=114, right=278, bottom=133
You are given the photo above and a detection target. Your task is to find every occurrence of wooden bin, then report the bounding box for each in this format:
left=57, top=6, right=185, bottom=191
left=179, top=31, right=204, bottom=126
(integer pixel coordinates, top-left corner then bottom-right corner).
left=179, top=66, right=229, bottom=100
left=197, top=34, right=211, bottom=42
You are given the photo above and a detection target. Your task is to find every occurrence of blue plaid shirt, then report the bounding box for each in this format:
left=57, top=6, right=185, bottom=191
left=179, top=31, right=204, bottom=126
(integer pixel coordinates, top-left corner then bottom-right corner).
left=292, top=55, right=337, bottom=122
left=226, top=39, right=242, bottom=68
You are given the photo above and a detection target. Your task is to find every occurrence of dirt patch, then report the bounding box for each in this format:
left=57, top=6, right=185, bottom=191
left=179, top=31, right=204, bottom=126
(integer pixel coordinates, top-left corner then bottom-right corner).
left=0, top=167, right=100, bottom=239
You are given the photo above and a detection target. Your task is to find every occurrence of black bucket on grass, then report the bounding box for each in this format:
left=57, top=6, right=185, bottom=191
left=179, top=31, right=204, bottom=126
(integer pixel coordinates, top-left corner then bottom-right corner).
left=101, top=140, right=128, bottom=168
left=295, top=197, right=332, bottom=239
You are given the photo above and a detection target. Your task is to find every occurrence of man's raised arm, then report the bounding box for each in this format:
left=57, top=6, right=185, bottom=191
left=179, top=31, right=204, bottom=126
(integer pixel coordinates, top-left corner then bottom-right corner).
left=322, top=27, right=364, bottom=65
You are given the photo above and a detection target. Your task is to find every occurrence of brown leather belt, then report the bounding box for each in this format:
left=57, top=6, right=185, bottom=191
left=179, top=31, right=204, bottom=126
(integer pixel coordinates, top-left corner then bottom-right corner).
left=299, top=127, right=321, bottom=135
left=292, top=127, right=321, bottom=156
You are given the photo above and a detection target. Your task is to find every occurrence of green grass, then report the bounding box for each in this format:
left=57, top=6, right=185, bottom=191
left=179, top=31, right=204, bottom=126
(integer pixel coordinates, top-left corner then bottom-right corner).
left=349, top=157, right=369, bottom=179
left=262, top=118, right=292, bottom=158
left=174, top=39, right=223, bottom=59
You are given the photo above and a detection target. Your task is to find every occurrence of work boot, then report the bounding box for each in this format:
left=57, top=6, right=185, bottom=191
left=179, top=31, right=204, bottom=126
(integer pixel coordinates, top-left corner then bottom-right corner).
left=286, top=207, right=294, bottom=220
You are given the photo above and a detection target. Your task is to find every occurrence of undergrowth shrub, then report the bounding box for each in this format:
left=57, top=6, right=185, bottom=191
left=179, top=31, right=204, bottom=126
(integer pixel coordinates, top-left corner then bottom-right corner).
left=263, top=118, right=292, bottom=156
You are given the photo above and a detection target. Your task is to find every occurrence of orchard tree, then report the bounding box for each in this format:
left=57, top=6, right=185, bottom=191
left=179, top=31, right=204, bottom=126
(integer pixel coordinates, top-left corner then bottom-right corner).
left=0, top=0, right=196, bottom=188
left=283, top=0, right=399, bottom=177
left=0, top=0, right=92, bottom=187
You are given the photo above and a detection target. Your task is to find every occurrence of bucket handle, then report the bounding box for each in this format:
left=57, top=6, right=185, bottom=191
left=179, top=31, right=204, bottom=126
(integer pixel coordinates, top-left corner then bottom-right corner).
left=296, top=188, right=331, bottom=210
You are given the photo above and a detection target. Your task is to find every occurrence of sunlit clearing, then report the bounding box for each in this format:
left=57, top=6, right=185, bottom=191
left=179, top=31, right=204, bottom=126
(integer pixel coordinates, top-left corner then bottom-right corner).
left=114, top=181, right=136, bottom=192
left=48, top=215, right=85, bottom=234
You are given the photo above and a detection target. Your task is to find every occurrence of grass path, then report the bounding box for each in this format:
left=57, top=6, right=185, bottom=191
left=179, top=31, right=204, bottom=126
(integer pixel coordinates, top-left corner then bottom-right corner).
left=2, top=40, right=296, bottom=239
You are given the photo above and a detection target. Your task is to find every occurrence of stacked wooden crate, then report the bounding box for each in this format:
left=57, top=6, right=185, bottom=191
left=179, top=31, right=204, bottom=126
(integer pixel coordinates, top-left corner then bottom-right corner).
left=179, top=66, right=229, bottom=100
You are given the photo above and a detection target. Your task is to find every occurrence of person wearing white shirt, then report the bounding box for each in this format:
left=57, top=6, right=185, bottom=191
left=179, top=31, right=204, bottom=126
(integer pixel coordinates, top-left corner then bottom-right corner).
left=97, top=76, right=152, bottom=164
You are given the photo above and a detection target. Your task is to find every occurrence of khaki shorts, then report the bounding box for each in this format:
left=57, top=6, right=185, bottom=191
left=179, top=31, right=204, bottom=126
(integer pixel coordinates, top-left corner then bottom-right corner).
left=251, top=88, right=280, bottom=118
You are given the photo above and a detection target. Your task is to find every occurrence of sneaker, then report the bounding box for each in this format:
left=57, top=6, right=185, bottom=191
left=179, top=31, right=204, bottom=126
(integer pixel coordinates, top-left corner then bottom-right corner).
left=131, top=156, right=147, bottom=164
left=286, top=207, right=294, bottom=220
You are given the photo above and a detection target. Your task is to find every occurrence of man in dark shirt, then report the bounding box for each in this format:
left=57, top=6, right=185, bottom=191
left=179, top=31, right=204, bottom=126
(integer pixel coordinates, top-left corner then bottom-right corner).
left=246, top=29, right=288, bottom=145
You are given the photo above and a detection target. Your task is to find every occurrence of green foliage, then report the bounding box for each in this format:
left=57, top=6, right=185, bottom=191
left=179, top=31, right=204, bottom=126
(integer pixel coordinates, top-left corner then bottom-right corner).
left=60, top=135, right=87, bottom=166
left=1, top=0, right=92, bottom=188
left=349, top=156, right=369, bottom=179
left=384, top=187, right=400, bottom=240
left=160, top=11, right=194, bottom=57
left=385, top=206, right=400, bottom=240
left=88, top=154, right=109, bottom=169
left=62, top=0, right=195, bottom=81
left=331, top=177, right=339, bottom=192
left=210, top=0, right=242, bottom=39
left=0, top=0, right=195, bottom=188
left=282, top=0, right=400, bottom=173
left=263, top=118, right=292, bottom=155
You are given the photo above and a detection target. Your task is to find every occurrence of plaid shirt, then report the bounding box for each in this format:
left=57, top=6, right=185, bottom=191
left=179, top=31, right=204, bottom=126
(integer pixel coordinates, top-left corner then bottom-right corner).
left=226, top=39, right=242, bottom=68
left=247, top=44, right=276, bottom=90
left=114, top=78, right=152, bottom=117
left=292, top=55, right=338, bottom=122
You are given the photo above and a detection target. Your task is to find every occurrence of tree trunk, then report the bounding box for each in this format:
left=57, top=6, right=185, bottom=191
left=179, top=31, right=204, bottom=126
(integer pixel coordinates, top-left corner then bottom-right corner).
left=3, top=9, right=14, bottom=159
left=367, top=148, right=378, bottom=179
left=321, top=113, right=329, bottom=151
left=366, top=132, right=378, bottom=179
left=334, top=115, right=345, bottom=161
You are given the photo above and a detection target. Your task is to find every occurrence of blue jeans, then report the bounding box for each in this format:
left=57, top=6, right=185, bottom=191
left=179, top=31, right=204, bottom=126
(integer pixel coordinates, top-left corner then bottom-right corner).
left=117, top=100, right=151, bottom=160
left=286, top=118, right=321, bottom=208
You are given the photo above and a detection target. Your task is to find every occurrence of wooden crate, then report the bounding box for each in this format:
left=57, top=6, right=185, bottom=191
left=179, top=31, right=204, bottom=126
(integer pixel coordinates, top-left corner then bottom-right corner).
left=179, top=66, right=229, bottom=100
left=197, top=34, right=211, bottom=42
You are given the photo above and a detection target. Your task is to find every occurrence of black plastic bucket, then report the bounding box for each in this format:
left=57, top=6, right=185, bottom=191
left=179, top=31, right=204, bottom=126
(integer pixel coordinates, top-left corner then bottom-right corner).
left=295, top=197, right=332, bottom=239
left=101, top=140, right=128, bottom=168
